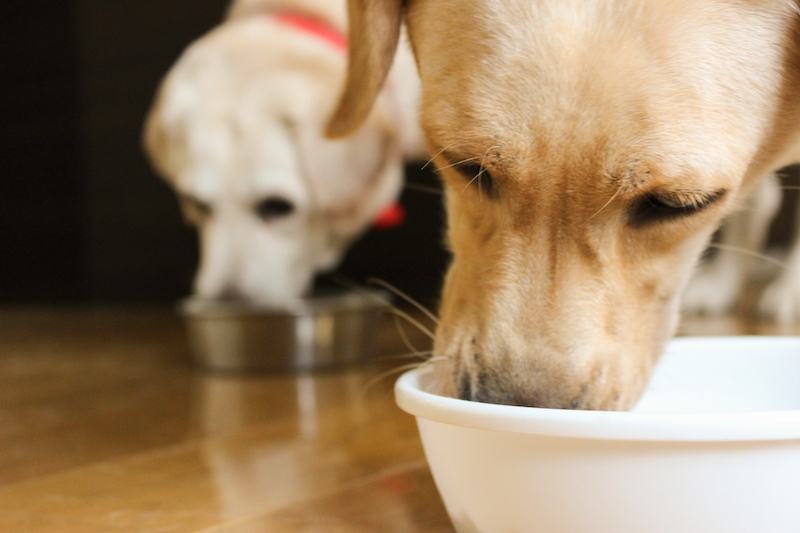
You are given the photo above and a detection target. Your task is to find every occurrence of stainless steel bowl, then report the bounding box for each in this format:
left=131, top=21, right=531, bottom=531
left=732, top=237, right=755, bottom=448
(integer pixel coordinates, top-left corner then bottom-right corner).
left=180, top=290, right=390, bottom=372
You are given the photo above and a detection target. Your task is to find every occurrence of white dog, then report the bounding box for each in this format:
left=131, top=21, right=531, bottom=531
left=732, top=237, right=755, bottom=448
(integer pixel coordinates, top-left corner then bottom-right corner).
left=143, top=0, right=422, bottom=306
left=328, top=0, right=800, bottom=409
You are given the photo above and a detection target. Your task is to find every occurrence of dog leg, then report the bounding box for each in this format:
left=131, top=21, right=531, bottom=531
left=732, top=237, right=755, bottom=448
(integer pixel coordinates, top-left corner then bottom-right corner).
left=759, top=176, right=800, bottom=323
left=682, top=174, right=782, bottom=315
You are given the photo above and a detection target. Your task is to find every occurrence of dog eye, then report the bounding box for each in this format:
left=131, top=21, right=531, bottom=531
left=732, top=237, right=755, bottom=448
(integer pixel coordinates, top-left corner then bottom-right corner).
left=255, top=196, right=295, bottom=221
left=630, top=190, right=724, bottom=227
left=454, top=162, right=497, bottom=198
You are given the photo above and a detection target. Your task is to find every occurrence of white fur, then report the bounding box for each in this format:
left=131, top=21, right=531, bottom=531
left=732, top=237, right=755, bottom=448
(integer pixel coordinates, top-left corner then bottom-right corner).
left=144, top=0, right=422, bottom=306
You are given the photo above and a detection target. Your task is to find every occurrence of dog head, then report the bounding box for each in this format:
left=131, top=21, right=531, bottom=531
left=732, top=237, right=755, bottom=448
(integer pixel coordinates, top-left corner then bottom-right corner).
left=328, top=0, right=800, bottom=409
left=144, top=16, right=405, bottom=305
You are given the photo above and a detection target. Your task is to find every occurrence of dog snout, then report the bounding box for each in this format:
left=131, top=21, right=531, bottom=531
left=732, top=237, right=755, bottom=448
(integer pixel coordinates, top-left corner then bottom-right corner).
left=438, top=343, right=625, bottom=410
left=433, top=283, right=671, bottom=409
left=454, top=364, right=531, bottom=406
left=442, top=349, right=576, bottom=409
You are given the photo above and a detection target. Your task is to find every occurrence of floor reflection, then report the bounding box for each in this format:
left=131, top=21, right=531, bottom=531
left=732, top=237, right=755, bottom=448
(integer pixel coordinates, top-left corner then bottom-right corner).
left=0, top=309, right=448, bottom=532
left=190, top=366, right=428, bottom=525
left=190, top=368, right=386, bottom=438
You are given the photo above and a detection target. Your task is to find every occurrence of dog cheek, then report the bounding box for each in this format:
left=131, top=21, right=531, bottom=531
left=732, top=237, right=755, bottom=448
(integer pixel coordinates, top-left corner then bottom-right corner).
left=192, top=224, right=236, bottom=298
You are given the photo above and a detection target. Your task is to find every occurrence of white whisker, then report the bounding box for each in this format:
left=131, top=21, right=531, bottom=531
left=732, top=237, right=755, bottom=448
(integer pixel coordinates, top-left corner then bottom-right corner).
left=437, top=155, right=482, bottom=172
left=328, top=275, right=436, bottom=340
left=462, top=166, right=489, bottom=195
left=388, top=307, right=435, bottom=340
left=421, top=137, right=484, bottom=170
left=360, top=358, right=445, bottom=397
left=589, top=182, right=625, bottom=221
left=422, top=140, right=470, bottom=170
left=369, top=278, right=439, bottom=325
left=393, top=313, right=423, bottom=356
left=707, top=243, right=788, bottom=269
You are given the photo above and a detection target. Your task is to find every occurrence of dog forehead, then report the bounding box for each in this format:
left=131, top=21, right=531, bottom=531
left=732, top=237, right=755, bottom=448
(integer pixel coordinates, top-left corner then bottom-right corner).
left=410, top=0, right=790, bottom=178
left=408, top=0, right=793, bottom=67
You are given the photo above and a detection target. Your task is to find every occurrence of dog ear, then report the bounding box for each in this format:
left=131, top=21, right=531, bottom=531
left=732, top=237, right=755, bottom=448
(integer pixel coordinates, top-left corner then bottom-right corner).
left=325, top=0, right=405, bottom=139
left=142, top=99, right=170, bottom=179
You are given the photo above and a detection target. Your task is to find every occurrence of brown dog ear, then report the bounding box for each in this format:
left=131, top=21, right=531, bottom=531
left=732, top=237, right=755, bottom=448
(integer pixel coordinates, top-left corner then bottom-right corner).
left=325, top=0, right=405, bottom=139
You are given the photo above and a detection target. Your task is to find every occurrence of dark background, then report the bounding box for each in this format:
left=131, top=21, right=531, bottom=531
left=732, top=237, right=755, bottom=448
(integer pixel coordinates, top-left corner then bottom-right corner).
left=0, top=0, right=450, bottom=307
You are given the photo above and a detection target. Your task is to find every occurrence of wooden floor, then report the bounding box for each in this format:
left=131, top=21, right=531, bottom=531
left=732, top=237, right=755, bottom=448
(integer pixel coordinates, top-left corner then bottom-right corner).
left=1, top=307, right=799, bottom=533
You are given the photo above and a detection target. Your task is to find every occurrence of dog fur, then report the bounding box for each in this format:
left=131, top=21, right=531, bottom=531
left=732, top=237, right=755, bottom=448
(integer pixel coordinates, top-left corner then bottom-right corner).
left=143, top=0, right=422, bottom=306
left=682, top=174, right=780, bottom=316
left=681, top=171, right=800, bottom=325
left=328, top=0, right=800, bottom=409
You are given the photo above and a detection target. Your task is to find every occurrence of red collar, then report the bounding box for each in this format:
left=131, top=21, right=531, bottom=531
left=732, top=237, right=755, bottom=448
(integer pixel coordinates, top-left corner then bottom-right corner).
left=270, top=12, right=404, bottom=231
left=272, top=12, right=347, bottom=51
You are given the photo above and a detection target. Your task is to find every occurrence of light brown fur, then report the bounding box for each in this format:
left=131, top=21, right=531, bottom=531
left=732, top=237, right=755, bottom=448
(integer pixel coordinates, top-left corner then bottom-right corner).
left=328, top=0, right=800, bottom=409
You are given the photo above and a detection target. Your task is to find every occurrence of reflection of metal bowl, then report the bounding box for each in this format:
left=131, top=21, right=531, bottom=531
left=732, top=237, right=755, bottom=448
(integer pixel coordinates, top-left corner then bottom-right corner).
left=180, top=290, right=390, bottom=372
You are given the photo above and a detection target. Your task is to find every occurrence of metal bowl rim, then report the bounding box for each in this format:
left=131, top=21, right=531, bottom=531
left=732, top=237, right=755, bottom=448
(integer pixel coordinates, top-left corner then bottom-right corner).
left=178, top=289, right=391, bottom=318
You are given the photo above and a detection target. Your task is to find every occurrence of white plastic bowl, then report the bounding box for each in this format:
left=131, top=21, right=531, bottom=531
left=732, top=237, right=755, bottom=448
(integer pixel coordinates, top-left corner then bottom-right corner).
left=395, top=336, right=800, bottom=533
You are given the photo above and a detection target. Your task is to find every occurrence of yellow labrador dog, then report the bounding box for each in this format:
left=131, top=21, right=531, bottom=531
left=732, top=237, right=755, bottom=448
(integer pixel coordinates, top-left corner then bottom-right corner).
left=328, top=0, right=800, bottom=409
left=144, top=0, right=421, bottom=305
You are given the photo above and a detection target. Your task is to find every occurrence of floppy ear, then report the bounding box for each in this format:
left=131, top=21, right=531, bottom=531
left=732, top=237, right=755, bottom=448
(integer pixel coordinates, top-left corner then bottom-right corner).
left=142, top=97, right=171, bottom=179
left=325, top=0, right=405, bottom=139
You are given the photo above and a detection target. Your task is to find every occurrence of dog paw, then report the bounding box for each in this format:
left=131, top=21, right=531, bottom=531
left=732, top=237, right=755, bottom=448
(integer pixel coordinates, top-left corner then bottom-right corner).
left=681, top=261, right=743, bottom=315
left=758, top=272, right=800, bottom=324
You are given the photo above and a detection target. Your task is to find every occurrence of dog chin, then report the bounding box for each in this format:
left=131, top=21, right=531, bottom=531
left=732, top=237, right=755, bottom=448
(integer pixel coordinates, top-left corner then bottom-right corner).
left=193, top=273, right=314, bottom=308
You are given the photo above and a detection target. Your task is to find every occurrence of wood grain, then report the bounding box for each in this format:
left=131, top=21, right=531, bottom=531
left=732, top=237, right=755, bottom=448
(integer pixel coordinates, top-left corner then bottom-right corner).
left=0, top=307, right=795, bottom=532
